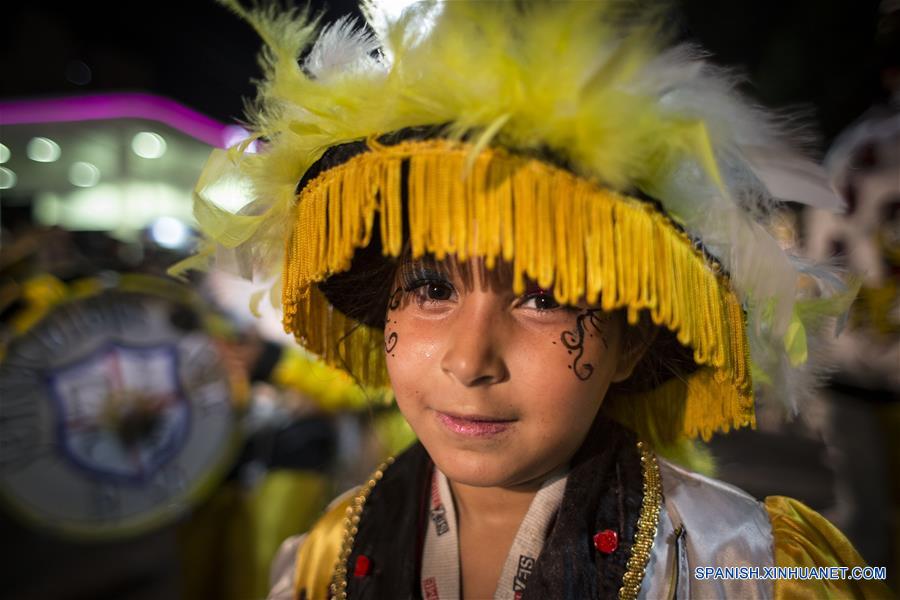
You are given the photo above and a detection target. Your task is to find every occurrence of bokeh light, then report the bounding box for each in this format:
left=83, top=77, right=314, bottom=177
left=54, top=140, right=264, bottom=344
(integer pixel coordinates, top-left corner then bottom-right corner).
left=150, top=216, right=190, bottom=248
left=26, top=137, right=61, bottom=162
left=0, top=143, right=10, bottom=164
left=0, top=166, right=17, bottom=189
left=131, top=132, right=167, bottom=159
left=68, top=161, right=101, bottom=188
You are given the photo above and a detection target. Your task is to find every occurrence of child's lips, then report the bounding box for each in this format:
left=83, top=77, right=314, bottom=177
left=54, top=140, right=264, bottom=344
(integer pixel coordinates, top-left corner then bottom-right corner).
left=435, top=411, right=516, bottom=437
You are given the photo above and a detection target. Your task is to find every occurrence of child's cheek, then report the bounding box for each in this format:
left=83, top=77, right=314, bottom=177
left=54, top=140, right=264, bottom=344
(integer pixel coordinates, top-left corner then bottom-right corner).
left=383, top=311, right=431, bottom=381
left=386, top=316, right=443, bottom=372
left=384, top=316, right=441, bottom=434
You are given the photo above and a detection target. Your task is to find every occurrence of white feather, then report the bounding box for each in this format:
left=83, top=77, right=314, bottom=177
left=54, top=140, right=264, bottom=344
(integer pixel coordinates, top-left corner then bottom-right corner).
left=303, top=15, right=383, bottom=80
left=361, top=0, right=443, bottom=64
left=744, top=149, right=845, bottom=212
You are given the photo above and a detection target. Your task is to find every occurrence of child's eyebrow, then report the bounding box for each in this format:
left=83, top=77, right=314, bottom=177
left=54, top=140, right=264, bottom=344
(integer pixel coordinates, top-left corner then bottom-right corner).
left=400, top=255, right=445, bottom=274
left=399, top=256, right=563, bottom=296
left=399, top=263, right=448, bottom=280
left=397, top=256, right=454, bottom=288
left=402, top=254, right=442, bottom=271
left=522, top=279, right=552, bottom=295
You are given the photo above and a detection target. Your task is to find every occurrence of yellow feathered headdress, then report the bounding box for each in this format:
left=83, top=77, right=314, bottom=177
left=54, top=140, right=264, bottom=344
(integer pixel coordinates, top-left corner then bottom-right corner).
left=185, top=0, right=853, bottom=444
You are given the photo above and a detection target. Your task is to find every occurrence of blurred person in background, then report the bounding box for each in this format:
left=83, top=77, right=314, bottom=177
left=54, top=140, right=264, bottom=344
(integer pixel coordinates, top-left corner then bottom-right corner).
left=0, top=222, right=394, bottom=599
left=796, top=0, right=900, bottom=582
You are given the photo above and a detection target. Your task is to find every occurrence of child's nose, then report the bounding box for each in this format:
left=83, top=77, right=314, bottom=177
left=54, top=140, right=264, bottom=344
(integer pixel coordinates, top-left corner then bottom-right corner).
left=439, top=303, right=509, bottom=387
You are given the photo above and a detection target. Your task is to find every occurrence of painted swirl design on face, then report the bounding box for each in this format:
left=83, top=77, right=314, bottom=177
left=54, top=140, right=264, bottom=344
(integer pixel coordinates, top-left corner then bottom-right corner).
left=384, top=331, right=398, bottom=354
left=384, top=287, right=402, bottom=356
left=560, top=309, right=609, bottom=380
left=388, top=287, right=403, bottom=311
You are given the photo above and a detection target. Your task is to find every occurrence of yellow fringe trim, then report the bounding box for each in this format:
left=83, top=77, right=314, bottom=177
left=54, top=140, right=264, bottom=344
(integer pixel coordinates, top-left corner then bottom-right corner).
left=285, top=285, right=391, bottom=389
left=603, top=367, right=756, bottom=444
left=283, top=139, right=753, bottom=440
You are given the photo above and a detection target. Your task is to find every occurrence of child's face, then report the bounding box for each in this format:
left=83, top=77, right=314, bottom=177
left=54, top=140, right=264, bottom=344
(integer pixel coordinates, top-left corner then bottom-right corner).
left=384, top=255, right=630, bottom=489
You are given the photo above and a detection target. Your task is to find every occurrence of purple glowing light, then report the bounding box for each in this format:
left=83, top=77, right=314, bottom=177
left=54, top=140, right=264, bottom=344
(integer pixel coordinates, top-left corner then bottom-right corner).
left=0, top=93, right=251, bottom=150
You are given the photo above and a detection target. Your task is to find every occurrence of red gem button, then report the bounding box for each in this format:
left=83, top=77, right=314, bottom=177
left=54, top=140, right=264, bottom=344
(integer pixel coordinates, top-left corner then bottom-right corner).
left=353, top=555, right=371, bottom=578
left=593, top=529, right=618, bottom=554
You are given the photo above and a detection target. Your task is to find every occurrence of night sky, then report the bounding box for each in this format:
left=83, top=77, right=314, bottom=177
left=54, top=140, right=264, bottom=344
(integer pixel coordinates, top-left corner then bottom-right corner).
left=1, top=0, right=890, bottom=148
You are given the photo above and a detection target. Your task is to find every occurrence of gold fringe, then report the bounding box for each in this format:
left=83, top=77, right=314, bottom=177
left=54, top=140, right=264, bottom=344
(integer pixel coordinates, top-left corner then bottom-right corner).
left=282, top=139, right=753, bottom=440
left=603, top=367, right=756, bottom=445
left=286, top=285, right=391, bottom=389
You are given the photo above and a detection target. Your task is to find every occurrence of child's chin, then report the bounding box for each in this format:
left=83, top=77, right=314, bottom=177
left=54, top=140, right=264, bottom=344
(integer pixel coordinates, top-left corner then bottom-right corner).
left=431, top=452, right=534, bottom=489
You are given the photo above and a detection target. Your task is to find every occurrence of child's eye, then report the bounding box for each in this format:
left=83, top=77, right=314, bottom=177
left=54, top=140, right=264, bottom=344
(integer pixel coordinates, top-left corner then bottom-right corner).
left=407, top=280, right=456, bottom=303
left=519, top=292, right=562, bottom=312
